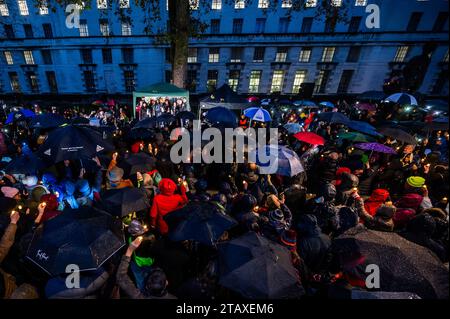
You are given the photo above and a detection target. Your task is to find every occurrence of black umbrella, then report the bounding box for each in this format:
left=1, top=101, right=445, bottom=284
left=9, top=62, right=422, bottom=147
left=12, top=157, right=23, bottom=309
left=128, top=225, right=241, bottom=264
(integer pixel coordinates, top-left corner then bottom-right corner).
left=156, top=113, right=176, bottom=125
left=422, top=121, right=449, bottom=132
left=29, top=113, right=67, bottom=129
left=378, top=127, right=417, bottom=145
left=98, top=187, right=150, bottom=217
left=4, top=153, right=46, bottom=175
left=332, top=227, right=449, bottom=299
left=164, top=202, right=237, bottom=246
left=317, top=112, right=350, bottom=125
left=37, top=125, right=114, bottom=163
left=218, top=232, right=304, bottom=299
left=133, top=117, right=157, bottom=129
left=70, top=117, right=90, bottom=125
left=128, top=127, right=155, bottom=140
left=26, top=207, right=125, bottom=276
left=175, top=111, right=195, bottom=121
left=205, top=106, right=238, bottom=128
left=357, top=91, right=385, bottom=101
left=117, top=152, right=155, bottom=177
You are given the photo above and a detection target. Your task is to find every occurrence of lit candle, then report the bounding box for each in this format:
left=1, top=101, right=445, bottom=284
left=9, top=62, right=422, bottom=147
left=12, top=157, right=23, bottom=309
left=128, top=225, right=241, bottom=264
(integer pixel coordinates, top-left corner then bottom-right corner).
left=17, top=205, right=22, bottom=210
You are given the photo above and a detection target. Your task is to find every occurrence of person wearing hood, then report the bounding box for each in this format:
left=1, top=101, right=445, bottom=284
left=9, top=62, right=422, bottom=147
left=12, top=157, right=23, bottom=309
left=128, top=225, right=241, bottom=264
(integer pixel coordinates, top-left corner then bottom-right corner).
left=354, top=193, right=396, bottom=232
left=59, top=180, right=78, bottom=210
left=296, top=214, right=331, bottom=275
left=190, top=179, right=210, bottom=202
left=313, top=183, right=340, bottom=236
left=400, top=213, right=447, bottom=262
left=260, top=194, right=292, bottom=242
left=393, top=192, right=424, bottom=229
left=364, top=189, right=390, bottom=217
left=38, top=194, right=62, bottom=223
left=335, top=172, right=359, bottom=207
left=150, top=178, right=188, bottom=235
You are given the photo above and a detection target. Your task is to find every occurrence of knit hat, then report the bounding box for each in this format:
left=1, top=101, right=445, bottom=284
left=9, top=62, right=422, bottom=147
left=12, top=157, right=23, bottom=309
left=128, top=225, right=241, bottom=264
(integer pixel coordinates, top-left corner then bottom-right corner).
left=108, top=166, right=124, bottom=183
left=131, top=142, right=142, bottom=154
left=128, top=219, right=146, bottom=237
left=22, top=175, right=38, bottom=188
left=269, top=209, right=284, bottom=223
left=31, top=185, right=49, bottom=202
left=406, top=176, right=426, bottom=188
left=246, top=171, right=259, bottom=183
left=1, top=186, right=19, bottom=198
left=280, top=229, right=297, bottom=248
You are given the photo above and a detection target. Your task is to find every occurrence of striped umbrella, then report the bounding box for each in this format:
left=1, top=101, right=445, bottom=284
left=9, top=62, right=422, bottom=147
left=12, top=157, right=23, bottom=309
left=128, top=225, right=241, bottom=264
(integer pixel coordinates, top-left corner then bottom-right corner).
left=385, top=93, right=418, bottom=106
left=244, top=107, right=272, bottom=122
left=255, top=145, right=304, bottom=177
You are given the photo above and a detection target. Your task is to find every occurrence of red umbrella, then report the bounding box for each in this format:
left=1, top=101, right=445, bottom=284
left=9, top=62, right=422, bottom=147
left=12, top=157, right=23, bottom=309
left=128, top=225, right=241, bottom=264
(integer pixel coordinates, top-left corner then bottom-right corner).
left=293, top=132, right=325, bottom=145
left=92, top=100, right=104, bottom=106
left=247, top=96, right=260, bottom=103
left=355, top=103, right=376, bottom=112
left=107, top=99, right=115, bottom=106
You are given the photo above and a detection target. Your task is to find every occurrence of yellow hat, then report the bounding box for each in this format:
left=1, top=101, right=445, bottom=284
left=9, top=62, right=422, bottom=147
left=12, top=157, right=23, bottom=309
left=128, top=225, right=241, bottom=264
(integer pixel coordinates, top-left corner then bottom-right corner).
left=406, top=176, right=426, bottom=188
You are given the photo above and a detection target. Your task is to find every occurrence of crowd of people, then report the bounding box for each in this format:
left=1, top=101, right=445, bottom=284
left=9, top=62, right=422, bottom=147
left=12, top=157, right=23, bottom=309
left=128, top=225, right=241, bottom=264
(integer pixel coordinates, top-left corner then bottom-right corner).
left=135, top=97, right=189, bottom=120
left=0, top=96, right=448, bottom=299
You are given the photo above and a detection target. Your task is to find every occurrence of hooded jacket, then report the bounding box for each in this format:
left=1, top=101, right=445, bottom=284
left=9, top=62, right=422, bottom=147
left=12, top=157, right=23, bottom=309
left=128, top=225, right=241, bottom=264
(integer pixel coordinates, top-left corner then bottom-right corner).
left=393, top=193, right=423, bottom=229
left=364, top=189, right=390, bottom=217
left=150, top=178, right=188, bottom=235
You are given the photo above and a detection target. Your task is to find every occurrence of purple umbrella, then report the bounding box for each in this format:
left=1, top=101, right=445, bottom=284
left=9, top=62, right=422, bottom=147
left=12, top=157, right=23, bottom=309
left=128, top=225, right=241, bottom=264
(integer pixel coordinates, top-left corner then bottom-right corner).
left=354, top=143, right=397, bottom=155
left=355, top=103, right=376, bottom=112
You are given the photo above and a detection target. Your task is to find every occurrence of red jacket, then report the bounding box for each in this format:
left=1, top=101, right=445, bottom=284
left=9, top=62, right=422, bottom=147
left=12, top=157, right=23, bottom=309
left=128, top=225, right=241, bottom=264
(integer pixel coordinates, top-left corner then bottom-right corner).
left=150, top=178, right=188, bottom=235
left=364, top=189, right=390, bottom=217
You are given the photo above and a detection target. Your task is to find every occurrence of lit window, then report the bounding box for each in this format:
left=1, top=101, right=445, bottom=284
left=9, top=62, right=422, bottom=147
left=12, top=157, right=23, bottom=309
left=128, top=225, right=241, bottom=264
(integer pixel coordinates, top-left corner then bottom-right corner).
left=119, top=0, right=130, bottom=8
left=321, top=47, right=336, bottom=62
left=275, top=47, right=288, bottom=62
left=228, top=70, right=240, bottom=91
left=209, top=48, right=220, bottom=63
left=249, top=70, right=262, bottom=93
left=235, top=0, right=245, bottom=9
left=212, top=0, right=221, bottom=10
left=97, top=0, right=107, bottom=9
left=39, top=0, right=49, bottom=14
left=9, top=72, right=21, bottom=92
left=207, top=70, right=218, bottom=92
left=331, top=0, right=342, bottom=7
left=292, top=70, right=307, bottom=93
left=0, top=0, right=9, bottom=16
left=24, top=50, right=34, bottom=64
left=79, top=20, right=89, bottom=37
left=18, top=0, right=29, bottom=15
left=4, top=51, right=13, bottom=65
left=190, top=0, right=199, bottom=10
left=122, top=22, right=132, bottom=36
left=258, top=0, right=269, bottom=8
left=299, top=48, right=312, bottom=62
left=355, top=0, right=367, bottom=6
left=124, top=70, right=135, bottom=92
left=270, top=70, right=284, bottom=93
left=282, top=0, right=292, bottom=8
left=394, top=46, right=409, bottom=62
left=100, top=19, right=110, bottom=36
left=188, top=48, right=198, bottom=63
left=305, top=0, right=317, bottom=7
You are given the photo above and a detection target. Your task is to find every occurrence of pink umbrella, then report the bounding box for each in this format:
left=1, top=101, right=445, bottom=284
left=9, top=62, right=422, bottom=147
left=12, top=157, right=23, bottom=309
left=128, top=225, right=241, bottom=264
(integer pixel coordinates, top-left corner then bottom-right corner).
left=107, top=99, right=115, bottom=106
left=247, top=96, right=260, bottom=103
left=355, top=103, right=376, bottom=112
left=293, top=132, right=325, bottom=145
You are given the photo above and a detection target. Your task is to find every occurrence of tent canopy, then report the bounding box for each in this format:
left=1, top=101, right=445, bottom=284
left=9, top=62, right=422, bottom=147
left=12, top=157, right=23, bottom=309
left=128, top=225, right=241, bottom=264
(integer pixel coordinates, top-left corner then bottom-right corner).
left=199, top=84, right=249, bottom=110
left=133, top=82, right=190, bottom=117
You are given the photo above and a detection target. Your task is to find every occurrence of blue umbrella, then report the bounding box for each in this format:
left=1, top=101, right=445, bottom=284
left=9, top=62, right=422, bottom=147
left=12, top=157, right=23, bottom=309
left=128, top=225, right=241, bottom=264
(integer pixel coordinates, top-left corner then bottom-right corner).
left=385, top=93, right=418, bottom=106
left=5, top=109, right=35, bottom=124
left=283, top=123, right=303, bottom=134
left=319, top=101, right=334, bottom=108
left=255, top=145, right=304, bottom=177
left=317, top=112, right=350, bottom=124
left=29, top=113, right=67, bottom=129
left=243, top=107, right=271, bottom=122
left=346, top=120, right=380, bottom=136
left=205, top=106, right=238, bottom=128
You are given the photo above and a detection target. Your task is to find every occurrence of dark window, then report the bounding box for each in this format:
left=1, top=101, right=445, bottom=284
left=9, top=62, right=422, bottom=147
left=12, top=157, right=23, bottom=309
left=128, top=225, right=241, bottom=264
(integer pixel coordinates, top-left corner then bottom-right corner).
left=255, top=18, right=266, bottom=33
left=122, top=48, right=134, bottom=63
left=43, top=23, right=53, bottom=38
left=253, top=47, right=265, bottom=62
left=124, top=70, right=135, bottom=92
left=24, top=24, right=33, bottom=38
left=324, top=18, right=335, bottom=33
left=165, top=70, right=172, bottom=83
left=301, top=17, right=313, bottom=33
left=46, top=71, right=58, bottom=93
left=407, top=12, right=422, bottom=32
left=4, top=24, right=14, bottom=39
left=41, top=50, right=52, bottom=64
left=232, top=18, right=243, bottom=34
left=346, top=46, right=361, bottom=62
left=230, top=47, right=243, bottom=62
left=187, top=70, right=197, bottom=92
left=337, top=70, right=354, bottom=93
left=83, top=70, right=96, bottom=92
left=80, top=49, right=93, bottom=64
left=9, top=72, right=20, bottom=92
left=211, top=19, right=220, bottom=33
left=348, top=16, right=362, bottom=32
left=279, top=17, right=289, bottom=33
left=207, top=70, right=218, bottom=92
left=433, top=12, right=448, bottom=31
left=26, top=71, right=39, bottom=93
left=102, top=48, right=112, bottom=64
left=165, top=48, right=171, bottom=63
